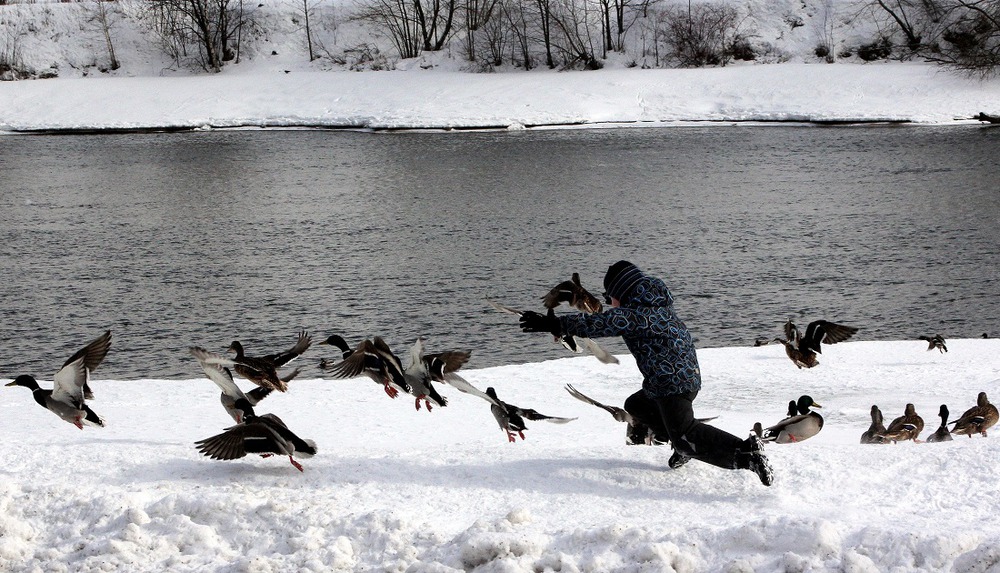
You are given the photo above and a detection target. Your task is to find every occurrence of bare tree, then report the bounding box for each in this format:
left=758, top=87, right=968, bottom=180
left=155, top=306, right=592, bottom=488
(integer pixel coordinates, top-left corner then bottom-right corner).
left=550, top=0, right=602, bottom=68
left=463, top=0, right=500, bottom=61
left=932, top=0, right=1000, bottom=76
left=353, top=0, right=421, bottom=59
left=145, top=0, right=248, bottom=71
left=415, top=0, right=458, bottom=50
left=89, top=0, right=122, bottom=71
left=660, top=2, right=741, bottom=67
left=534, top=0, right=556, bottom=67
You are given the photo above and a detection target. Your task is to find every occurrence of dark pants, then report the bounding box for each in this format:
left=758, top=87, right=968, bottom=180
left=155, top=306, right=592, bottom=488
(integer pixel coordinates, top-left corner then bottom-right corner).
left=625, top=389, right=744, bottom=469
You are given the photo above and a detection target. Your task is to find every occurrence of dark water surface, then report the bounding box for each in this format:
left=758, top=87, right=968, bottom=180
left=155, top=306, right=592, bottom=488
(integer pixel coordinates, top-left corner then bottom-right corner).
left=1, top=126, right=998, bottom=379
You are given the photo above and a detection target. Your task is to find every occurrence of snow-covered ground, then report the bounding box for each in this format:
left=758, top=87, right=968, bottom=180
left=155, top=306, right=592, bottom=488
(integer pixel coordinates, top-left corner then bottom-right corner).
left=2, top=338, right=999, bottom=572
left=3, top=62, right=1000, bottom=132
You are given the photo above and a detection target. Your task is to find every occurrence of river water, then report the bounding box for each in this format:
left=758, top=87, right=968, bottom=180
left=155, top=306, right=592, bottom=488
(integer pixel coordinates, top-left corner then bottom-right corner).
left=1, top=126, right=998, bottom=379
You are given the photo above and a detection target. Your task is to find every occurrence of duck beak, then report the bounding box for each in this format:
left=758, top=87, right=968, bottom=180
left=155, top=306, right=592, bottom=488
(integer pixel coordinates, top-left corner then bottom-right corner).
left=4, top=381, right=16, bottom=387
left=812, top=402, right=823, bottom=409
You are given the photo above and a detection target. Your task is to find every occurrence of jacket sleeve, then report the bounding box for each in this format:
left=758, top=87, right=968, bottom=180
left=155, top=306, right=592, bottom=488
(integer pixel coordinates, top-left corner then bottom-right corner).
left=559, top=307, right=664, bottom=339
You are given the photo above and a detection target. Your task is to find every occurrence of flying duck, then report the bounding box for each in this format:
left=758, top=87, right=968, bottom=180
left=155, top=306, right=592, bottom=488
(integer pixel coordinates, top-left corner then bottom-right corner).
left=417, top=341, right=504, bottom=407
left=565, top=383, right=659, bottom=445
left=227, top=330, right=312, bottom=392
left=402, top=338, right=449, bottom=411
left=918, top=334, right=948, bottom=353
left=5, top=330, right=111, bottom=429
left=925, top=404, right=954, bottom=442
left=773, top=319, right=858, bottom=369
left=860, top=405, right=890, bottom=444
left=190, top=346, right=300, bottom=423
left=486, top=386, right=575, bottom=442
left=542, top=272, right=603, bottom=314
left=487, top=300, right=618, bottom=364
left=319, top=335, right=411, bottom=398
left=879, top=403, right=924, bottom=443
left=195, top=399, right=317, bottom=472
left=950, top=392, right=999, bottom=438
left=756, top=395, right=824, bottom=443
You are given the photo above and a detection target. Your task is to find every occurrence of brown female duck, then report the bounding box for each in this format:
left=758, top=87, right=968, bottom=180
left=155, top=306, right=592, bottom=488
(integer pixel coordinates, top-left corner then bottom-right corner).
left=950, top=392, right=999, bottom=438
left=879, top=403, right=924, bottom=443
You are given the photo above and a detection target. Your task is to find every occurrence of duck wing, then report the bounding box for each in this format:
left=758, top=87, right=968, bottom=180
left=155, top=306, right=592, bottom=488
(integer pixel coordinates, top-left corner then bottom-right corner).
left=487, top=299, right=524, bottom=316
left=439, top=372, right=500, bottom=407
left=802, top=320, right=858, bottom=354
left=61, top=330, right=112, bottom=375
left=191, top=347, right=249, bottom=401
left=262, top=331, right=312, bottom=367
left=515, top=406, right=576, bottom=424
left=51, top=357, right=88, bottom=407
left=425, top=350, right=471, bottom=376
left=575, top=337, right=619, bottom=364
left=564, top=384, right=634, bottom=424
left=60, top=330, right=112, bottom=400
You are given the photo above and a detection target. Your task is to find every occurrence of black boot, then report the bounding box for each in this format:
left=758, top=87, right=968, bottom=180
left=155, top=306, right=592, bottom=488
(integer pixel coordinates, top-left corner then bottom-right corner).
left=668, top=449, right=690, bottom=469
left=736, top=434, right=774, bottom=486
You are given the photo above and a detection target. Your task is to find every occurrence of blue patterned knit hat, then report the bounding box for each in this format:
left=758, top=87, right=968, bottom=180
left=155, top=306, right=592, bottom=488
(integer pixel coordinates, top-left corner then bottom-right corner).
left=603, top=260, right=644, bottom=301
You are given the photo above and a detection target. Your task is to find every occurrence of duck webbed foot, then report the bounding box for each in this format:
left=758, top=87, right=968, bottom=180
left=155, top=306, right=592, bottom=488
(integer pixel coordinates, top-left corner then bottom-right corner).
left=289, top=457, right=304, bottom=472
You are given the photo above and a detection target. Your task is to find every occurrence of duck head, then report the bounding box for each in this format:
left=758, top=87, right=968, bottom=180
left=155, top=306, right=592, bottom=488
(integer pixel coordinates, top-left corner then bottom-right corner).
left=227, top=341, right=245, bottom=358
left=5, top=374, right=40, bottom=390
left=319, top=335, right=350, bottom=354
left=232, top=398, right=256, bottom=423
left=797, top=395, right=821, bottom=414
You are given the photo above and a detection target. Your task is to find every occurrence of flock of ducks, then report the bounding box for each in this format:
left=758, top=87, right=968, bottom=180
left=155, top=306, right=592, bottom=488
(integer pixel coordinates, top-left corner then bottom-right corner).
left=4, top=273, right=994, bottom=471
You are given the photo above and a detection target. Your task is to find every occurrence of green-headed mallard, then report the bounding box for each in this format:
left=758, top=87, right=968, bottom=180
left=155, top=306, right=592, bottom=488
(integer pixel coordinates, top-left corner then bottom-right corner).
left=925, top=404, right=954, bottom=442
left=773, top=319, right=858, bottom=369
left=757, top=395, right=824, bottom=443
left=5, top=330, right=111, bottom=429
left=950, top=392, right=999, bottom=438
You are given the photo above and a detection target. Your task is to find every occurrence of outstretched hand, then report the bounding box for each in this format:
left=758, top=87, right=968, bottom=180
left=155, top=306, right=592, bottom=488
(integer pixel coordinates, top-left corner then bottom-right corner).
left=519, top=308, right=562, bottom=336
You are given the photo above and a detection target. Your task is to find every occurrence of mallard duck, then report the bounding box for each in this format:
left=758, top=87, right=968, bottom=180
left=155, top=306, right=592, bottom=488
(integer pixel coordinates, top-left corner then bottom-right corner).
left=542, top=272, right=603, bottom=313
left=486, top=386, right=575, bottom=442
left=227, top=330, right=311, bottom=392
left=757, top=395, right=824, bottom=443
left=401, top=338, right=450, bottom=411
left=773, top=319, right=858, bottom=369
left=319, top=335, right=411, bottom=398
left=565, top=383, right=658, bottom=445
left=950, top=392, right=999, bottom=438
left=918, top=334, right=948, bottom=353
left=488, top=300, right=618, bottom=364
left=879, top=403, right=924, bottom=443
left=195, top=399, right=317, bottom=472
left=860, top=405, right=890, bottom=444
left=5, top=330, right=111, bottom=429
left=190, top=346, right=300, bottom=423
left=925, top=404, right=954, bottom=442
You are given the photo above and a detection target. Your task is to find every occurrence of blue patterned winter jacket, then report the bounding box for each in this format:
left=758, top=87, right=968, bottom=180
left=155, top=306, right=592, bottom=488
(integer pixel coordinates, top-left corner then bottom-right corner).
left=558, top=275, right=702, bottom=398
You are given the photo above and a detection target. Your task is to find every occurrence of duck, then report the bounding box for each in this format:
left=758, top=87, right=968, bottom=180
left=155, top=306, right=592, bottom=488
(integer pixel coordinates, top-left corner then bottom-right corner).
left=879, top=403, right=924, bottom=443
left=542, top=272, right=603, bottom=314
left=227, top=330, right=312, bottom=392
left=486, top=386, right=576, bottom=442
left=756, top=395, right=824, bottom=443
left=319, top=335, right=411, bottom=398
left=487, top=300, right=618, bottom=364
left=950, top=391, right=999, bottom=438
left=190, top=346, right=300, bottom=423
left=925, top=404, right=954, bottom=442
left=402, top=338, right=449, bottom=411
left=860, top=405, right=890, bottom=444
left=5, top=330, right=111, bottom=429
left=195, top=399, right=317, bottom=472
left=918, top=334, right=948, bottom=353
left=418, top=341, right=503, bottom=407
left=565, top=383, right=652, bottom=445
left=773, top=319, right=859, bottom=369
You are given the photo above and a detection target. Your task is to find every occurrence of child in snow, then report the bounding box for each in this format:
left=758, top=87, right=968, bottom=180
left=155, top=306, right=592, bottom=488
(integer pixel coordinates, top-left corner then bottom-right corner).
left=519, top=260, right=774, bottom=486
